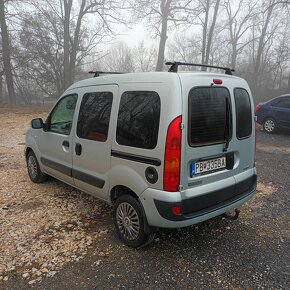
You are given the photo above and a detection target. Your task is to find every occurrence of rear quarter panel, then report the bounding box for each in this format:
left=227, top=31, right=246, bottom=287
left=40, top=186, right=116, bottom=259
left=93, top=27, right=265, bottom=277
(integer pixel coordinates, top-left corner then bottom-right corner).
left=109, top=75, right=183, bottom=196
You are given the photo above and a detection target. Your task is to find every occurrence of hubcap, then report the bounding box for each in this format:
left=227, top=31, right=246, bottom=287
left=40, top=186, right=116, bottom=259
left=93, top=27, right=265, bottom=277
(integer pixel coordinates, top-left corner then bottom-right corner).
left=28, top=155, right=38, bottom=179
left=264, top=119, right=275, bottom=132
left=116, top=202, right=140, bottom=241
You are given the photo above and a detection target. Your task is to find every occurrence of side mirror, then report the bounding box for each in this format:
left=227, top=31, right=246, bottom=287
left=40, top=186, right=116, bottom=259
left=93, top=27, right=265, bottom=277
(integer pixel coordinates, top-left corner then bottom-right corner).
left=31, top=118, right=43, bottom=129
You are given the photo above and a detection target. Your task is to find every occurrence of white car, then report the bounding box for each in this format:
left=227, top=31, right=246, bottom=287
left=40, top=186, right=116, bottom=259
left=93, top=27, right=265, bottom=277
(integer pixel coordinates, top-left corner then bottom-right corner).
left=25, top=62, right=257, bottom=247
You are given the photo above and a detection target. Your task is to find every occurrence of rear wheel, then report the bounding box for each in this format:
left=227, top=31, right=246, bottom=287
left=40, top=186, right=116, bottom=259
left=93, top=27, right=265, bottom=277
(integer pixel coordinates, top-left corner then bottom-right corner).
left=26, top=151, right=47, bottom=183
left=263, top=118, right=277, bottom=134
left=114, top=195, right=154, bottom=248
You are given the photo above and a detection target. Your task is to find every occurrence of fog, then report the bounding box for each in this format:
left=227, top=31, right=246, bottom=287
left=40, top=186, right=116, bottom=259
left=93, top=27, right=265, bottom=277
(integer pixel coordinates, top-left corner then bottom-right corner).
left=0, top=0, right=290, bottom=106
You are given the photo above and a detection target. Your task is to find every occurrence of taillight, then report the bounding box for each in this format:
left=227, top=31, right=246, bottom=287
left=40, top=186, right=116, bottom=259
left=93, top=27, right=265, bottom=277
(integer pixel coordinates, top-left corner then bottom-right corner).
left=164, top=115, right=182, bottom=192
left=254, top=119, right=257, bottom=165
left=213, top=79, right=222, bottom=85
left=255, top=104, right=261, bottom=112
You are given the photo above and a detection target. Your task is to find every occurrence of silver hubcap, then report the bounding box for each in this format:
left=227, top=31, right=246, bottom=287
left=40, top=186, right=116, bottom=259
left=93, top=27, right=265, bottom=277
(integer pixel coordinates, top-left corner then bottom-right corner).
left=28, top=155, right=38, bottom=178
left=116, top=202, right=140, bottom=241
left=264, top=119, right=275, bottom=132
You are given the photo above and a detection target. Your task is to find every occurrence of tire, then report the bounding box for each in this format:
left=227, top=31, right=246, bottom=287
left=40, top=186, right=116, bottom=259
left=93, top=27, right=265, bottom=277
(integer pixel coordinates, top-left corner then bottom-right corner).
left=114, top=195, right=153, bottom=248
left=26, top=151, right=47, bottom=183
left=263, top=118, right=277, bottom=134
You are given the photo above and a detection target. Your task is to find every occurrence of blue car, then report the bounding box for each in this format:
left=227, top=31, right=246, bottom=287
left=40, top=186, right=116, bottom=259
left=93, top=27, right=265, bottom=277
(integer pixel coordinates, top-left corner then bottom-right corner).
left=255, top=94, right=290, bottom=133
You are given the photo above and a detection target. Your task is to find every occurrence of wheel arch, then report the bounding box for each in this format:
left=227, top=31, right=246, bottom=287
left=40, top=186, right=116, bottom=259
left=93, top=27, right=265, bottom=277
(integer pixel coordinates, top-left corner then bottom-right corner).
left=110, top=185, right=139, bottom=205
left=25, top=147, right=33, bottom=160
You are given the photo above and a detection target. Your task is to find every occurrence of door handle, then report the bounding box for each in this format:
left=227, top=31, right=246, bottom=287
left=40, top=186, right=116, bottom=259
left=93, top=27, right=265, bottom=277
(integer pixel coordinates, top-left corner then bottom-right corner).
left=75, top=143, right=82, bottom=156
left=62, top=140, right=70, bottom=147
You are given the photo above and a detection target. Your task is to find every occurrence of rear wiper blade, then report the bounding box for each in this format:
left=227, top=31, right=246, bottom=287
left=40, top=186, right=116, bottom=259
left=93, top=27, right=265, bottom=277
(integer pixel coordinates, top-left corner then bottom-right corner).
left=223, top=97, right=231, bottom=152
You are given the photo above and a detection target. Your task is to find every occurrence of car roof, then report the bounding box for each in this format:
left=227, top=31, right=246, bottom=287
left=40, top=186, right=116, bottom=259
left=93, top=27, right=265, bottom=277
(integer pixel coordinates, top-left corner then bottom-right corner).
left=268, top=94, right=290, bottom=102
left=66, top=71, right=242, bottom=92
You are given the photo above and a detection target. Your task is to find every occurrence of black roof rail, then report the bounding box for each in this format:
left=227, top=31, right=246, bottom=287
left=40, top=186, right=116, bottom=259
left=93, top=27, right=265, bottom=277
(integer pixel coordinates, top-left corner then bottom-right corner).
left=89, top=71, right=125, bottom=77
left=165, top=61, right=235, bottom=75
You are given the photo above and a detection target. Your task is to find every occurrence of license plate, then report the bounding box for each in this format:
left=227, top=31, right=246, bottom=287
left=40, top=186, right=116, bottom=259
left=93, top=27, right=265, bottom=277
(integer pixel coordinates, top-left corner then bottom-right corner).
left=191, top=156, right=226, bottom=176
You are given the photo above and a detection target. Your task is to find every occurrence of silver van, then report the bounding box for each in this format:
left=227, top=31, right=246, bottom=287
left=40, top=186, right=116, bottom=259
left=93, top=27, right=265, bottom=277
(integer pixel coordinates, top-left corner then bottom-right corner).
left=25, top=62, right=257, bottom=247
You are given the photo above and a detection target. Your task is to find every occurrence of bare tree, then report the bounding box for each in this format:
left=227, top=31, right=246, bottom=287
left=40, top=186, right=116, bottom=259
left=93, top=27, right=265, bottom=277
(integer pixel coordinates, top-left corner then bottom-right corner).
left=196, top=0, right=221, bottom=67
left=250, top=0, right=289, bottom=96
left=224, top=0, right=258, bottom=69
left=13, top=0, right=127, bottom=100
left=102, top=42, right=135, bottom=72
left=129, top=0, right=196, bottom=71
left=0, top=0, right=16, bottom=105
left=133, top=41, right=157, bottom=72
left=59, top=0, right=127, bottom=89
left=168, top=33, right=201, bottom=64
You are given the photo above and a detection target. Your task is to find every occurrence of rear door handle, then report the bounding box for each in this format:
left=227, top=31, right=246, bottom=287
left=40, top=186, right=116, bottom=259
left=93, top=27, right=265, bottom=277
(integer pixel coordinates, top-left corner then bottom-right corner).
left=62, top=140, right=70, bottom=147
left=75, top=143, right=82, bottom=156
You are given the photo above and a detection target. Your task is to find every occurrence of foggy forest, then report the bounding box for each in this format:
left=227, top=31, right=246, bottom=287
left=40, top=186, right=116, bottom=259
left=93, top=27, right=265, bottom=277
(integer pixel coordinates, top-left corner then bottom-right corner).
left=0, top=0, right=290, bottom=106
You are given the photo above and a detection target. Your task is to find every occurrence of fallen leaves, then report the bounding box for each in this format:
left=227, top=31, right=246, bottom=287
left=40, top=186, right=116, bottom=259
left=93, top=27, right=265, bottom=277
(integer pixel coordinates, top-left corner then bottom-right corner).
left=0, top=109, right=112, bottom=285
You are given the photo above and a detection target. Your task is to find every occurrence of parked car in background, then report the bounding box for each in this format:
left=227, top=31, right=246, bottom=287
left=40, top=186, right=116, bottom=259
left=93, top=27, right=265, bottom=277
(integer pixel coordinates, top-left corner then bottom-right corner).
left=255, top=94, right=290, bottom=133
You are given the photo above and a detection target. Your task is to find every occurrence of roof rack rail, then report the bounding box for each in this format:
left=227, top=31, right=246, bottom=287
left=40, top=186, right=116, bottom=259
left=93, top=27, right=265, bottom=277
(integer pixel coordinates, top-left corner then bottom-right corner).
left=88, top=71, right=125, bottom=78
left=165, top=61, right=235, bottom=75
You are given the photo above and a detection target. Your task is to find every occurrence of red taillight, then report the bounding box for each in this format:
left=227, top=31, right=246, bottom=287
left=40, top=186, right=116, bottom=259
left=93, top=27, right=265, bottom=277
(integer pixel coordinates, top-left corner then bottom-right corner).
left=164, top=115, right=182, bottom=192
left=213, top=79, right=222, bottom=85
left=171, top=205, right=182, bottom=215
left=255, top=104, right=261, bottom=112
left=254, top=119, right=257, bottom=165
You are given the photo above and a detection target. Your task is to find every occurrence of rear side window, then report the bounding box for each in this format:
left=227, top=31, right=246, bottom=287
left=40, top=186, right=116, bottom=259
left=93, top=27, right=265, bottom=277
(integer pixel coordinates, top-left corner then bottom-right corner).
left=271, top=97, right=290, bottom=109
left=234, top=88, right=252, bottom=139
left=116, top=91, right=161, bottom=149
left=77, top=92, right=113, bottom=142
left=188, top=87, right=231, bottom=146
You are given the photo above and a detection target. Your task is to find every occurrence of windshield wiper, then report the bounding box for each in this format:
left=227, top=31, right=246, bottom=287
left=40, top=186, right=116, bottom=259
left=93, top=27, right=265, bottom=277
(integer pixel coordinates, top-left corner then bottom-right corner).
left=223, top=97, right=231, bottom=152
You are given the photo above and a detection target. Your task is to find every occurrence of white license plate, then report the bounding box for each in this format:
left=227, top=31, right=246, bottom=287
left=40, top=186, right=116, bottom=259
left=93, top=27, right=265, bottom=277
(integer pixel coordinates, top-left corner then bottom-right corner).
left=191, top=156, right=226, bottom=176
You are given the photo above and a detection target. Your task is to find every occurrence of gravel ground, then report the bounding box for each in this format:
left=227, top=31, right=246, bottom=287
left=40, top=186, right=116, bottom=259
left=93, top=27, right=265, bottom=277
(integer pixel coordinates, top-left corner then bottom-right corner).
left=0, top=108, right=289, bottom=290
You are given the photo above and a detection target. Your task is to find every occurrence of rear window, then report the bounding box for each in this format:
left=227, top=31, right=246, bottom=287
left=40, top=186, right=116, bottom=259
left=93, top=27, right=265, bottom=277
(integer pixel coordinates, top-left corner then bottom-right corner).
left=234, top=88, right=252, bottom=139
left=188, top=87, right=231, bottom=146
left=116, top=91, right=160, bottom=149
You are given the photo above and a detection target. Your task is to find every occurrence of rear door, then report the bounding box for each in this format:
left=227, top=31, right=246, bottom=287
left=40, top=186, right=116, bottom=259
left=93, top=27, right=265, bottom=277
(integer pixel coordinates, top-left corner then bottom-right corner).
left=180, top=75, right=255, bottom=192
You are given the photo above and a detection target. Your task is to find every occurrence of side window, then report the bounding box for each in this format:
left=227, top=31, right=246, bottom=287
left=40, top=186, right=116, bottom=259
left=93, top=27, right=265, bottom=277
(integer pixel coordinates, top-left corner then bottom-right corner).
left=272, top=97, right=290, bottom=109
left=270, top=98, right=281, bottom=107
left=49, top=94, right=77, bottom=135
left=234, top=88, right=252, bottom=139
left=77, top=92, right=113, bottom=142
left=116, top=91, right=161, bottom=149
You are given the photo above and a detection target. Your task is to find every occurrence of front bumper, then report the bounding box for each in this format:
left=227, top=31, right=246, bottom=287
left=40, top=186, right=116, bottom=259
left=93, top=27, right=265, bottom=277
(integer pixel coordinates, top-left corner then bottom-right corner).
left=139, top=171, right=257, bottom=228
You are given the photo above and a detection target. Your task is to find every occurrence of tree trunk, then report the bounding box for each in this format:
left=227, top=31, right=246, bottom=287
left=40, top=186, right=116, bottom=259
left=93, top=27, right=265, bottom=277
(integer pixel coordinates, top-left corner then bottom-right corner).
left=0, top=0, right=16, bottom=105
left=63, top=0, right=72, bottom=91
left=252, top=1, right=274, bottom=97
left=204, top=0, right=221, bottom=65
left=155, top=0, right=171, bottom=72
left=0, top=71, right=3, bottom=104
left=231, top=43, right=237, bottom=69
left=201, top=0, right=210, bottom=65
left=69, top=0, right=85, bottom=84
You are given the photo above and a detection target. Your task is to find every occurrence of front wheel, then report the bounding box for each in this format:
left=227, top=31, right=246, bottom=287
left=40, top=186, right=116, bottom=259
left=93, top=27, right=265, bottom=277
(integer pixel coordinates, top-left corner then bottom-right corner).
left=26, top=151, right=47, bottom=183
left=263, top=118, right=277, bottom=134
left=114, top=195, right=154, bottom=248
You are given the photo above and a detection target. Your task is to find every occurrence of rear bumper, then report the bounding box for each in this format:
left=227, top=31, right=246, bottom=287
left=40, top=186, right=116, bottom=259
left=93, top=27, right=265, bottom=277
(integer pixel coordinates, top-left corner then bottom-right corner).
left=139, top=170, right=257, bottom=228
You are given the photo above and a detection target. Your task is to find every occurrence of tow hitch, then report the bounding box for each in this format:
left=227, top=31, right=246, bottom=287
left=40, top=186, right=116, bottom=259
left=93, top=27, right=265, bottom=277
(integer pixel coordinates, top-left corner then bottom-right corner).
left=221, top=208, right=240, bottom=220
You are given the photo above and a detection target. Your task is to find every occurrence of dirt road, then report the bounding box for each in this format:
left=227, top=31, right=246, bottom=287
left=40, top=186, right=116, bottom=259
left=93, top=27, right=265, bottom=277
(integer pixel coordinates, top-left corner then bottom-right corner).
left=0, top=108, right=289, bottom=290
